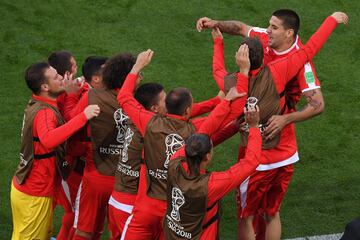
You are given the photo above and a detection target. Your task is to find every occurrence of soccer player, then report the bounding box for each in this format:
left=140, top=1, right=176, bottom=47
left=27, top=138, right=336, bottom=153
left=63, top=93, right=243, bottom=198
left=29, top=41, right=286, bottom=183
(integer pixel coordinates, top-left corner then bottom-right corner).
left=48, top=51, right=78, bottom=79
left=108, top=82, right=167, bottom=239
left=48, top=50, right=83, bottom=240
left=56, top=55, right=109, bottom=240
left=10, top=62, right=99, bottom=240
left=82, top=56, right=108, bottom=89
left=197, top=10, right=348, bottom=239
left=164, top=104, right=262, bottom=240
left=118, top=50, right=246, bottom=239
left=64, top=53, right=137, bottom=240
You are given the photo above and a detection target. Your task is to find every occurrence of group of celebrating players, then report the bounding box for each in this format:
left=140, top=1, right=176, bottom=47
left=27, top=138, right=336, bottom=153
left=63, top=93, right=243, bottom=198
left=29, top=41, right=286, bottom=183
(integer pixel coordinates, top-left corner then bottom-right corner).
left=10, top=8, right=348, bottom=240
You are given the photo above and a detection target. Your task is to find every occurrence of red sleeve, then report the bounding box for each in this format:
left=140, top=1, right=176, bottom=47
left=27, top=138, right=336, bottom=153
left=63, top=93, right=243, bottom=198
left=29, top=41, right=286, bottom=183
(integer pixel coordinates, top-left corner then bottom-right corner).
left=297, top=61, right=321, bottom=92
left=207, top=128, right=262, bottom=205
left=213, top=38, right=228, bottom=91
left=34, top=108, right=88, bottom=149
left=172, top=100, right=232, bottom=160
left=191, top=96, right=221, bottom=118
left=57, top=92, right=67, bottom=116
left=63, top=91, right=89, bottom=121
left=211, top=120, right=239, bottom=146
left=197, top=99, right=231, bottom=136
left=117, top=73, right=154, bottom=136
left=191, top=117, right=206, bottom=131
left=269, top=16, right=337, bottom=93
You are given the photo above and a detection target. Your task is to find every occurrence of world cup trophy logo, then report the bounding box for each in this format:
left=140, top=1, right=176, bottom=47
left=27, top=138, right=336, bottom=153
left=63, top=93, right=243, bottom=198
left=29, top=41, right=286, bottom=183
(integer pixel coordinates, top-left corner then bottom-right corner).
left=246, top=96, right=258, bottom=109
left=113, top=109, right=129, bottom=144
left=244, top=97, right=259, bottom=133
left=122, top=127, right=134, bottom=163
left=171, top=187, right=185, bottom=221
left=164, top=133, right=184, bottom=169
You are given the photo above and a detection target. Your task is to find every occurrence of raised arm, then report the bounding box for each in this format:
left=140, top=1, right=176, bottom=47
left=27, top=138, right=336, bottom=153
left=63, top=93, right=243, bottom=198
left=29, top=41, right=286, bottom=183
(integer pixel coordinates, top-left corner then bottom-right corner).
left=217, top=44, right=250, bottom=127
left=191, top=95, right=221, bottom=118
left=117, top=50, right=155, bottom=136
left=212, top=28, right=227, bottom=90
left=196, top=17, right=252, bottom=36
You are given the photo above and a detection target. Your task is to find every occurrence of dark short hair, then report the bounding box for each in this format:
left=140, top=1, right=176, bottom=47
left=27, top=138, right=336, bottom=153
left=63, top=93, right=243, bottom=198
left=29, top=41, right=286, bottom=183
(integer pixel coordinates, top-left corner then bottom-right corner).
left=48, top=51, right=73, bottom=76
left=272, top=9, right=300, bottom=36
left=241, top=37, right=264, bottom=70
left=185, top=134, right=213, bottom=176
left=82, top=56, right=108, bottom=83
left=25, top=62, right=50, bottom=94
left=101, top=53, right=136, bottom=90
left=165, top=87, right=192, bottom=116
left=134, top=83, right=164, bottom=110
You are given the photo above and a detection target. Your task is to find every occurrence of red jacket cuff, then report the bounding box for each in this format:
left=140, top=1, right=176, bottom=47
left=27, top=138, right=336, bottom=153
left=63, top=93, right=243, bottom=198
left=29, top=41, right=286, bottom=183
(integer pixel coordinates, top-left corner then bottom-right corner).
left=236, top=73, right=249, bottom=93
left=214, top=38, right=223, bottom=44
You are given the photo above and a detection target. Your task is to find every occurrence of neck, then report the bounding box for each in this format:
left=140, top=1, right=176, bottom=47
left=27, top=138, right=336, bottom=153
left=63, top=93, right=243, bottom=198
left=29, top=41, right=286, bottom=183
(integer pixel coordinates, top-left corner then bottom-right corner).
left=273, top=37, right=296, bottom=52
left=199, top=161, right=207, bottom=172
left=39, top=92, right=57, bottom=101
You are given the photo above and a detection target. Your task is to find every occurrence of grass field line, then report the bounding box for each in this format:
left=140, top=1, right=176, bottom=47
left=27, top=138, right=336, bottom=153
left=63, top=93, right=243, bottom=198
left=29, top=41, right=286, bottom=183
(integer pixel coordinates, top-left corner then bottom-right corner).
left=284, top=233, right=343, bottom=240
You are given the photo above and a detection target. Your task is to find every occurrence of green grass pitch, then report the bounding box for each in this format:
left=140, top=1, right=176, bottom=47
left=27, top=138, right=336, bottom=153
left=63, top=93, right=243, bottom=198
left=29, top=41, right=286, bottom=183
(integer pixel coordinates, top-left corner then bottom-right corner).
left=1, top=0, right=359, bottom=239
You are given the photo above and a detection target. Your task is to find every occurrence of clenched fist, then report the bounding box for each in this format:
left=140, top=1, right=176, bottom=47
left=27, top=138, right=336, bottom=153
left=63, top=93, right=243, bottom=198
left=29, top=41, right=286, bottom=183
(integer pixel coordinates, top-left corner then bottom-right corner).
left=131, top=49, right=154, bottom=74
left=331, top=12, right=349, bottom=24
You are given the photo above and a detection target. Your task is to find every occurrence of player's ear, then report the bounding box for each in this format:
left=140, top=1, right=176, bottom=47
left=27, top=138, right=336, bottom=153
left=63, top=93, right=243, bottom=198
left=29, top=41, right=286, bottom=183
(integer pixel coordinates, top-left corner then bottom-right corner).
left=91, top=75, right=101, bottom=84
left=286, top=29, right=294, bottom=39
left=150, top=104, right=159, bottom=113
left=184, top=105, right=192, bottom=118
left=204, top=152, right=212, bottom=165
left=40, top=83, right=49, bottom=93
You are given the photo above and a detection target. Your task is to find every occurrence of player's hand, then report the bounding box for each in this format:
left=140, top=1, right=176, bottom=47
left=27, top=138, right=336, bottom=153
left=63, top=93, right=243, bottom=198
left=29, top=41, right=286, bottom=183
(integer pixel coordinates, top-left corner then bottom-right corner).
left=64, top=73, right=82, bottom=94
left=212, top=27, right=223, bottom=40
left=244, top=105, right=260, bottom=128
left=131, top=49, right=154, bottom=74
left=196, top=17, right=217, bottom=32
left=235, top=44, right=250, bottom=76
left=264, top=115, right=287, bottom=140
left=217, top=90, right=225, bottom=99
left=84, top=104, right=100, bottom=120
left=225, top=87, right=246, bottom=101
left=331, top=12, right=349, bottom=25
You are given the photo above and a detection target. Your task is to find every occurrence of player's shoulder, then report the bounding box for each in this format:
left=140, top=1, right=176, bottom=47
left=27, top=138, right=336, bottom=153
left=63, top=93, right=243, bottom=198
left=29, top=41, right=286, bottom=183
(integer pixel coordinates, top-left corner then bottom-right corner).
left=248, top=27, right=268, bottom=36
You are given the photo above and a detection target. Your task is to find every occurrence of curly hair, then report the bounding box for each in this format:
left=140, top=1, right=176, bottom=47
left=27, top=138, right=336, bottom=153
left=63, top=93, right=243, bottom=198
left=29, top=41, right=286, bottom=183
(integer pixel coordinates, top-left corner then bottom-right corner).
left=101, top=53, right=136, bottom=90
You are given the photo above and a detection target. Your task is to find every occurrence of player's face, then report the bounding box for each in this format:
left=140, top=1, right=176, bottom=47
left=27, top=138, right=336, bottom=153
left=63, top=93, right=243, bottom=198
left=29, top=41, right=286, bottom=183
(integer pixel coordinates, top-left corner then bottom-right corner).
left=266, top=16, right=288, bottom=50
left=44, top=67, right=65, bottom=96
left=70, top=57, right=78, bottom=76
